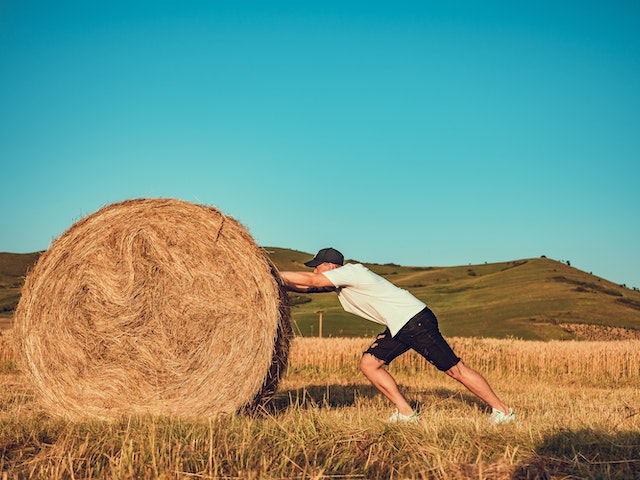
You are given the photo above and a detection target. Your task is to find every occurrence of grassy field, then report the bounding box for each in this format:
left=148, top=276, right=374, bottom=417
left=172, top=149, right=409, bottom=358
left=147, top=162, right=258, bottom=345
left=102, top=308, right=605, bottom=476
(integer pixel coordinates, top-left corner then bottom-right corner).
left=2, top=248, right=639, bottom=478
left=2, top=330, right=639, bottom=479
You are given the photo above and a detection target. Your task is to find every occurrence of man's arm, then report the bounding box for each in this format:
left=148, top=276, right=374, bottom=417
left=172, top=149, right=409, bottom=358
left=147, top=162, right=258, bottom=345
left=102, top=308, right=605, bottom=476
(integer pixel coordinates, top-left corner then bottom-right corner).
left=280, top=271, right=336, bottom=293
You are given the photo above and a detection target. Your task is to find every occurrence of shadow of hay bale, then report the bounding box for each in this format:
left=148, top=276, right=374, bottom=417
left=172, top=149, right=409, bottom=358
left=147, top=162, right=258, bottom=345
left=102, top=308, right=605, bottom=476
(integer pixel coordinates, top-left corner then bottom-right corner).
left=14, top=198, right=291, bottom=420
left=265, top=383, right=381, bottom=412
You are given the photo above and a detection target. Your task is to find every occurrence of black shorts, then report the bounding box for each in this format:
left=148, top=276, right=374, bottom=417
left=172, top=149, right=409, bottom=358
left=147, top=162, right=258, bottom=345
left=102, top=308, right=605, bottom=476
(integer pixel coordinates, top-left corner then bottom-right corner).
left=363, top=307, right=461, bottom=371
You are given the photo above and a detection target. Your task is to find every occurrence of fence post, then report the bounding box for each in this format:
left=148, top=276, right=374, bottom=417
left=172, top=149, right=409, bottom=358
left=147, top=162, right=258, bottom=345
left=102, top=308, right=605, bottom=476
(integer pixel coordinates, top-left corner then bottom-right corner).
left=316, top=310, right=323, bottom=338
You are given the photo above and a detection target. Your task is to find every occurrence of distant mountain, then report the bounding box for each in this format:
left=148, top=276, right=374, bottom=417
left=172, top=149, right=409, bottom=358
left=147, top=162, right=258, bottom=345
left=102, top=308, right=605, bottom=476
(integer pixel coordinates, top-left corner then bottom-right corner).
left=2, top=248, right=639, bottom=340
left=0, top=252, right=42, bottom=325
left=0, top=251, right=42, bottom=286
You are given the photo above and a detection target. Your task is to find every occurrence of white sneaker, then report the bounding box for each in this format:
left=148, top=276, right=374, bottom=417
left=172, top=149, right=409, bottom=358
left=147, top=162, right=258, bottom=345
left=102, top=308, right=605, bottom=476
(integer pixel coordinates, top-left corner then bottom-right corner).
left=489, top=408, right=515, bottom=425
left=388, top=409, right=420, bottom=423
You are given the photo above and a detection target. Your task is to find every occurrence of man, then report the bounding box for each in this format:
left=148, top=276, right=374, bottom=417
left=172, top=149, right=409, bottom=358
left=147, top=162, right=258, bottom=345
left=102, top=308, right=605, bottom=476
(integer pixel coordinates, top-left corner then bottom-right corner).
left=280, top=247, right=515, bottom=424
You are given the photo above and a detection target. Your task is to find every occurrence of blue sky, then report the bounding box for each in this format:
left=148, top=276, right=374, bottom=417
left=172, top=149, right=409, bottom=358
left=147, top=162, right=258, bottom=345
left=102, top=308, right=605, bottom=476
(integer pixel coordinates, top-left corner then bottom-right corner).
left=1, top=1, right=639, bottom=288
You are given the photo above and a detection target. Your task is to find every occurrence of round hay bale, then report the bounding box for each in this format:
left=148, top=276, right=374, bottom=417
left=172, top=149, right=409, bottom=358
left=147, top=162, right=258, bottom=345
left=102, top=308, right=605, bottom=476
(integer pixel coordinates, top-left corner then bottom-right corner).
left=14, top=198, right=291, bottom=420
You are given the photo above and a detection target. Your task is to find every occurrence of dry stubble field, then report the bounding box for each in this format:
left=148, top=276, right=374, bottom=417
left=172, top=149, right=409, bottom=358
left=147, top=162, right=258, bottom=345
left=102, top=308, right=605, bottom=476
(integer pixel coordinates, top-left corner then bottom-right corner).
left=1, top=331, right=640, bottom=479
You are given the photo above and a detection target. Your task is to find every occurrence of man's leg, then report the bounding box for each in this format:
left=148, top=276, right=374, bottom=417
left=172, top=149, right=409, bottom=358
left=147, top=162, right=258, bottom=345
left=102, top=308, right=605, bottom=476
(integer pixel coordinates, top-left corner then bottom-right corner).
left=360, top=353, right=414, bottom=416
left=395, top=308, right=512, bottom=416
left=445, top=361, right=510, bottom=414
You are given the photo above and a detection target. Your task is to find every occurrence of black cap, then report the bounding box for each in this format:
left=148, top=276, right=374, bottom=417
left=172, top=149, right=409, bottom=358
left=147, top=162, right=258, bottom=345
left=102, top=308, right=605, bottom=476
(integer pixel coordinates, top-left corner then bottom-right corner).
left=304, top=247, right=344, bottom=267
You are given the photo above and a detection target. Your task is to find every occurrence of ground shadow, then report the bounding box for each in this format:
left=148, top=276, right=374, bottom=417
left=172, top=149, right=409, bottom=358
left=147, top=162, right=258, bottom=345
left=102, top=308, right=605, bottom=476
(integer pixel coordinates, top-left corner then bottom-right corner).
left=262, top=383, right=487, bottom=414
left=513, top=428, right=640, bottom=479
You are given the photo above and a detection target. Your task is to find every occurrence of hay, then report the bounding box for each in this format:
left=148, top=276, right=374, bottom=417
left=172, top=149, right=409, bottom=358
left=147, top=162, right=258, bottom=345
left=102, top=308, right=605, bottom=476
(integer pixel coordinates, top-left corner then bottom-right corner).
left=14, top=198, right=291, bottom=420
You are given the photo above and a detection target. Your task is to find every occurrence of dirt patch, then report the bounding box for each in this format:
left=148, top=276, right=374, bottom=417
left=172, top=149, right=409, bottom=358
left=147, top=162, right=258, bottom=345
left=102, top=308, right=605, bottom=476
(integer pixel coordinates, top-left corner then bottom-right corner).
left=560, top=323, right=640, bottom=341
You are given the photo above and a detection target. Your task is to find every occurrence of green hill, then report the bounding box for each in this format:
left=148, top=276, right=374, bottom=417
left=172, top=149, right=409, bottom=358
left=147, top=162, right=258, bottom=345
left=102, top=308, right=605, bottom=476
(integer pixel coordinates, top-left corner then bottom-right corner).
left=264, top=247, right=640, bottom=340
left=2, top=248, right=639, bottom=340
left=0, top=252, right=42, bottom=326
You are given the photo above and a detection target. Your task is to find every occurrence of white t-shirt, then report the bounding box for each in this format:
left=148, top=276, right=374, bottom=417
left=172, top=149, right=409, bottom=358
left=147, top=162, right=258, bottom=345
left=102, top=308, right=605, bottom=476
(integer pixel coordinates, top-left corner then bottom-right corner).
left=322, top=263, right=426, bottom=337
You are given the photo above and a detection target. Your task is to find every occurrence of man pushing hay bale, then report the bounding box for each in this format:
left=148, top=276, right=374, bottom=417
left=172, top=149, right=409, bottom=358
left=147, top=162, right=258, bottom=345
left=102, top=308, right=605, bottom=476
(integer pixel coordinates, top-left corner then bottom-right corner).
left=14, top=198, right=291, bottom=420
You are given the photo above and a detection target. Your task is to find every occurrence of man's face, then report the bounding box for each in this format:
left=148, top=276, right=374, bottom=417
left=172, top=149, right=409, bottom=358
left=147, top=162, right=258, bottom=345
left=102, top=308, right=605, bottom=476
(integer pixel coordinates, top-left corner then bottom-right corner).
left=313, top=262, right=339, bottom=274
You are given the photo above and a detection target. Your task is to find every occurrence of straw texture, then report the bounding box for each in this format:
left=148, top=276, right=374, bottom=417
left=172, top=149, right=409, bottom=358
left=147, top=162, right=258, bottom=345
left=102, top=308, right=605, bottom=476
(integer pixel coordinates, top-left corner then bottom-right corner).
left=14, top=198, right=291, bottom=420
